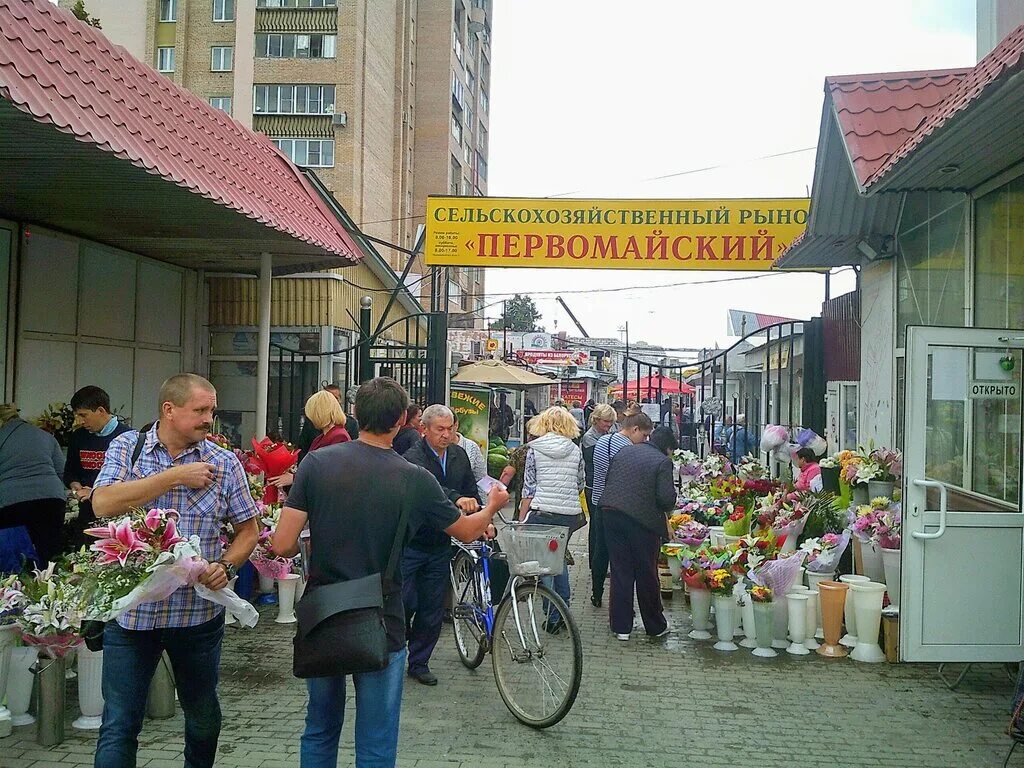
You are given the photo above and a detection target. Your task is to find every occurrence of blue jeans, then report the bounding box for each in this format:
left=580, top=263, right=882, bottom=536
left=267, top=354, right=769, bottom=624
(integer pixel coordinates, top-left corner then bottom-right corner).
left=94, top=615, right=225, bottom=768
left=401, top=547, right=450, bottom=673
left=300, top=648, right=407, bottom=768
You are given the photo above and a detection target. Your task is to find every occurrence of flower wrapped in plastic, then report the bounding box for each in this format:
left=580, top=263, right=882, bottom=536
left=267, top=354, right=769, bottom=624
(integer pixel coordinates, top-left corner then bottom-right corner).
left=80, top=508, right=259, bottom=628
left=673, top=520, right=709, bottom=547
left=736, top=455, right=768, bottom=481
left=771, top=498, right=810, bottom=548
left=875, top=504, right=902, bottom=549
left=668, top=512, right=692, bottom=531
left=750, top=551, right=805, bottom=596
left=732, top=533, right=778, bottom=574
left=800, top=531, right=851, bottom=573
left=700, top=453, right=730, bottom=481
left=760, top=424, right=789, bottom=453
left=249, top=438, right=300, bottom=504
left=722, top=506, right=750, bottom=537
left=0, top=573, right=27, bottom=627
left=14, top=563, right=83, bottom=658
left=795, top=428, right=828, bottom=457
left=250, top=530, right=294, bottom=581
left=673, top=450, right=702, bottom=486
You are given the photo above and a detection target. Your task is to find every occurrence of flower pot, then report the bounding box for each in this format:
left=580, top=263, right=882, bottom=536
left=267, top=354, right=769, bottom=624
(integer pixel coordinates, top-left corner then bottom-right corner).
left=0, top=624, right=18, bottom=735
left=821, top=466, right=841, bottom=495
left=852, top=483, right=870, bottom=505
left=666, top=555, right=682, bottom=581
left=863, top=539, right=886, bottom=583
left=34, top=654, right=66, bottom=746
left=224, top=576, right=239, bottom=626
left=771, top=598, right=789, bottom=648
left=275, top=573, right=301, bottom=624
left=839, top=574, right=870, bottom=647
left=849, top=581, right=887, bottom=663
left=803, top=589, right=820, bottom=651
left=816, top=581, right=849, bottom=658
left=786, top=593, right=810, bottom=655
left=868, top=480, right=896, bottom=500
left=709, top=526, right=726, bottom=548
left=737, top=586, right=757, bottom=649
left=72, top=646, right=104, bottom=730
left=752, top=602, right=778, bottom=657
left=712, top=594, right=738, bottom=651
left=881, top=547, right=901, bottom=609
left=258, top=573, right=275, bottom=594
left=7, top=646, right=37, bottom=725
left=806, top=570, right=834, bottom=637
left=687, top=587, right=713, bottom=640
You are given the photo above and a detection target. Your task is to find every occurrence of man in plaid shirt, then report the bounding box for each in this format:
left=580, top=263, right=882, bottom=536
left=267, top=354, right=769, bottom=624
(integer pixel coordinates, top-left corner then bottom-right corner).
left=91, top=373, right=259, bottom=768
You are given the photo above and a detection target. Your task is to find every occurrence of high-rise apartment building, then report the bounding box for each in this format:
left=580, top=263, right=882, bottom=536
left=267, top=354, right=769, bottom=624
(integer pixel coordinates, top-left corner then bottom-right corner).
left=61, top=0, right=491, bottom=319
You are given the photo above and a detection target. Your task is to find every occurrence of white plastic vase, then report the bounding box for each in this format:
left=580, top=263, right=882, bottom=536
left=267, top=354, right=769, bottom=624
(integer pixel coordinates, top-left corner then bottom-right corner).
left=881, top=547, right=901, bottom=610
left=861, top=540, right=886, bottom=583
left=712, top=594, right=738, bottom=651
left=752, top=602, right=777, bottom=658
left=771, top=598, right=789, bottom=648
left=258, top=573, right=275, bottom=594
left=737, top=585, right=757, bottom=649
left=7, top=646, right=36, bottom=726
left=73, top=646, right=104, bottom=730
left=709, top=526, right=726, bottom=548
left=275, top=574, right=301, bottom=624
left=224, top=577, right=239, bottom=626
left=786, top=593, right=810, bottom=655
left=0, top=625, right=17, bottom=736
left=839, top=574, right=870, bottom=647
left=803, top=589, right=820, bottom=651
left=666, top=556, right=682, bottom=586
left=849, top=581, right=887, bottom=663
left=687, top=587, right=713, bottom=640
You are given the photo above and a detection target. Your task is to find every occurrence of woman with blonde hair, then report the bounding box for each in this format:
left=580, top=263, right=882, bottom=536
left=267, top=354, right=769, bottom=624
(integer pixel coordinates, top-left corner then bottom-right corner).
left=269, top=391, right=350, bottom=489
left=520, top=406, right=585, bottom=633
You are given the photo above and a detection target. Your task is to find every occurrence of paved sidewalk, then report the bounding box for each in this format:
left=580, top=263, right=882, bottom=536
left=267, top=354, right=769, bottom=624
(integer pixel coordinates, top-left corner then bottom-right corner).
left=5, top=536, right=1019, bottom=768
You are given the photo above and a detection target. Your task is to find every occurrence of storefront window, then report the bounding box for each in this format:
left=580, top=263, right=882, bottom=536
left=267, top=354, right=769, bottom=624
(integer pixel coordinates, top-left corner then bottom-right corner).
left=975, top=175, right=1024, bottom=330
left=841, top=383, right=858, bottom=449
left=897, top=191, right=968, bottom=345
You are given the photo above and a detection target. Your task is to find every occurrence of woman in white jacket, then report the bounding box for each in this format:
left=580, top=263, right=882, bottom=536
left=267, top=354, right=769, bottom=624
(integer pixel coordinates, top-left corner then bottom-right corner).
left=520, top=407, right=585, bottom=633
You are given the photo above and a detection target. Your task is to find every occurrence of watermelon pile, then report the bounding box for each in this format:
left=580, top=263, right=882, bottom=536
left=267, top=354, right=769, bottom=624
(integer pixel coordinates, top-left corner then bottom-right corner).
left=487, top=437, right=510, bottom=478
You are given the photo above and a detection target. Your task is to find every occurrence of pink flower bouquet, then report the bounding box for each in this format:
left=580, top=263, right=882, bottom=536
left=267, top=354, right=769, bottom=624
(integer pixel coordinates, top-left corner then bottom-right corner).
left=800, top=531, right=851, bottom=573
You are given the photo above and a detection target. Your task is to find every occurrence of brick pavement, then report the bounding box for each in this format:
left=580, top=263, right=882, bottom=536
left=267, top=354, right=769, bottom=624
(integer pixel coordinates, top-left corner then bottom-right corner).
left=5, top=537, right=1020, bottom=768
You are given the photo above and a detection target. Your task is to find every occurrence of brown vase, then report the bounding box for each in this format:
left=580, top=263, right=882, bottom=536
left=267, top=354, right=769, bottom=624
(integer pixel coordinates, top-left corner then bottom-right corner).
left=816, top=581, right=849, bottom=658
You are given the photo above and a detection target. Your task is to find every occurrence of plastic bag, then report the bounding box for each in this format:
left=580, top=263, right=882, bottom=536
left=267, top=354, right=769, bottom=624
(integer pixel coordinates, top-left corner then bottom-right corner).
left=760, top=425, right=789, bottom=453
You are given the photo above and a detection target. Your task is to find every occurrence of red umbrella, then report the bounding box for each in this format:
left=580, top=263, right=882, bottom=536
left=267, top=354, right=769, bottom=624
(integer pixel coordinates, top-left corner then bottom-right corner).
left=611, top=374, right=695, bottom=397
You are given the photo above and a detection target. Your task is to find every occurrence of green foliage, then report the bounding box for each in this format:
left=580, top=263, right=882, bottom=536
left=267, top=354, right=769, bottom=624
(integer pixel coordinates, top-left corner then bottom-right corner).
left=489, top=294, right=543, bottom=332
left=71, top=1, right=102, bottom=28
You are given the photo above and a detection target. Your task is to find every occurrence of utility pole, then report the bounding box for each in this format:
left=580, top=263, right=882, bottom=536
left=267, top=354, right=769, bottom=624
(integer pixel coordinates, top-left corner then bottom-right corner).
left=622, top=321, right=630, bottom=401
left=502, top=299, right=508, bottom=360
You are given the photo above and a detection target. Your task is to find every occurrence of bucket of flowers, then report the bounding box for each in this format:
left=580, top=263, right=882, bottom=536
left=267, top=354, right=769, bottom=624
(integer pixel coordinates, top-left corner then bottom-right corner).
left=707, top=567, right=739, bottom=651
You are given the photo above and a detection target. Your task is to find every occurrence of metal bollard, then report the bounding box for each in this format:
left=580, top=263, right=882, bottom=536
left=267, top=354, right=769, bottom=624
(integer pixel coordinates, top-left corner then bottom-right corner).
left=146, top=652, right=176, bottom=719
left=33, top=654, right=66, bottom=746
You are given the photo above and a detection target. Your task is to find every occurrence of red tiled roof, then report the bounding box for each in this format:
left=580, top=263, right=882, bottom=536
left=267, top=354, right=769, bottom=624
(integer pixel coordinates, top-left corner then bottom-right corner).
left=0, top=0, right=360, bottom=262
left=828, top=69, right=969, bottom=188
left=863, top=23, right=1024, bottom=188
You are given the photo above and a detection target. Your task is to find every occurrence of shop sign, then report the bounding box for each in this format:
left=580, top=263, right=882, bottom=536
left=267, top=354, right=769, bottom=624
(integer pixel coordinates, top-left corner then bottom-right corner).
left=968, top=381, right=1019, bottom=400
left=551, top=381, right=588, bottom=405
left=425, top=196, right=809, bottom=271
left=516, top=348, right=589, bottom=365
left=450, top=385, right=490, bottom=455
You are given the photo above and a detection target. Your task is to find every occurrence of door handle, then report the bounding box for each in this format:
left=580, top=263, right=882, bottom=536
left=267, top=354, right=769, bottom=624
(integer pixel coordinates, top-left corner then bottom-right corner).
left=910, top=479, right=947, bottom=540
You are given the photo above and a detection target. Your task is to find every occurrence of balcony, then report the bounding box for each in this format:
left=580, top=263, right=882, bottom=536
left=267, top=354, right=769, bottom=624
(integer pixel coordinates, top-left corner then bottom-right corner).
left=255, top=8, right=337, bottom=32
left=253, top=114, right=333, bottom=138
left=469, top=5, right=486, bottom=33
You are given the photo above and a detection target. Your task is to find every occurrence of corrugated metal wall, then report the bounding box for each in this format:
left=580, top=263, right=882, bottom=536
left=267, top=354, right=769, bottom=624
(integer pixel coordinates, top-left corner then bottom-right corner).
left=823, top=290, right=861, bottom=381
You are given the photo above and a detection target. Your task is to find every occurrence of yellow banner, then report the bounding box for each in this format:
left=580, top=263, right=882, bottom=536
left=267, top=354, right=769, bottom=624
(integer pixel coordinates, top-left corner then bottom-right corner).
left=425, top=197, right=809, bottom=270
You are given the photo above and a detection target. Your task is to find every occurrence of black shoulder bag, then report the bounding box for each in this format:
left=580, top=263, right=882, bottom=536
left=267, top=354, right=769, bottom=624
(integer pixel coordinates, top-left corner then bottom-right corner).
left=292, top=478, right=412, bottom=678
left=81, top=424, right=152, bottom=652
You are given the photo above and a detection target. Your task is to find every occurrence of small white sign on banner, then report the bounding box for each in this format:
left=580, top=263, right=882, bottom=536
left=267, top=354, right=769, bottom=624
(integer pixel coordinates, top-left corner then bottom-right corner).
left=967, top=380, right=1019, bottom=400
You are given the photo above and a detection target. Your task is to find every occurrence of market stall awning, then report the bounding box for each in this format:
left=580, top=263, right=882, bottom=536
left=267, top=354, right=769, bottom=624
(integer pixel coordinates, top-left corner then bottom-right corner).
left=0, top=0, right=361, bottom=275
left=452, top=359, right=554, bottom=388
left=611, top=375, right=695, bottom=396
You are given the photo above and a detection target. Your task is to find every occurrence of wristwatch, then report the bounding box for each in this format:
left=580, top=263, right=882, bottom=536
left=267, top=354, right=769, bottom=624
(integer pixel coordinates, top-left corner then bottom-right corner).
left=218, top=560, right=238, bottom=580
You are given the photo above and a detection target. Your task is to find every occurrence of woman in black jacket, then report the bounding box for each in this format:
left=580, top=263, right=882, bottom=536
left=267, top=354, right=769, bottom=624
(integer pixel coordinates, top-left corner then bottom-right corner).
left=599, top=426, right=678, bottom=641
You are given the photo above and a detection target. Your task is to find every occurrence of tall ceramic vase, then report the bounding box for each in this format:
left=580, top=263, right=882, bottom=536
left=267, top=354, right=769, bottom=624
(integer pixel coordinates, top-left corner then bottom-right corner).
left=7, top=645, right=36, bottom=725
left=881, top=547, right=901, bottom=609
left=224, top=576, right=239, bottom=626
left=737, top=585, right=757, bottom=649
left=860, top=540, right=886, bottom=584
left=752, top=602, right=777, bottom=657
left=0, top=625, right=17, bottom=737
left=806, top=570, right=834, bottom=638
left=688, top=587, right=713, bottom=640
left=72, top=646, right=104, bottom=730
left=839, top=574, right=870, bottom=647
left=712, top=594, right=738, bottom=651
left=786, top=593, right=810, bottom=655
left=849, top=581, right=887, bottom=663
left=276, top=573, right=301, bottom=624
left=816, top=581, right=849, bottom=658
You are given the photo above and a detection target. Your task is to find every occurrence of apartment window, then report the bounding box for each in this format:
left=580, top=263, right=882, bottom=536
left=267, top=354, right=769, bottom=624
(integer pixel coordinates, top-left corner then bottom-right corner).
left=449, top=155, right=460, bottom=196
left=453, top=35, right=463, bottom=64
left=480, top=89, right=488, bottom=114
left=159, top=0, right=176, bottom=22
left=211, top=46, right=234, bottom=72
left=213, top=0, right=234, bottom=21
left=478, top=123, right=488, bottom=152
left=462, top=177, right=473, bottom=196
left=156, top=47, right=175, bottom=73
left=467, top=70, right=476, bottom=94
left=273, top=138, right=334, bottom=167
left=257, top=0, right=337, bottom=6
left=209, top=96, right=233, bottom=114
left=256, top=33, right=336, bottom=58
left=476, top=151, right=487, bottom=182
left=465, top=104, right=474, bottom=135
left=254, top=84, right=335, bottom=114
left=463, top=142, right=471, bottom=165
left=450, top=114, right=462, bottom=144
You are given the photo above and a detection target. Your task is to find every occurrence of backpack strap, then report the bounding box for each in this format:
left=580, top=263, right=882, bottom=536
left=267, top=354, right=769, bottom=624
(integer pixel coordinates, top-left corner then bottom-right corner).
left=129, top=423, right=154, bottom=470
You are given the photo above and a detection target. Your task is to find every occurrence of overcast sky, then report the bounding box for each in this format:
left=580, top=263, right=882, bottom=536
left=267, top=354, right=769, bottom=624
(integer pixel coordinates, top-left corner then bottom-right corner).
left=485, top=0, right=976, bottom=352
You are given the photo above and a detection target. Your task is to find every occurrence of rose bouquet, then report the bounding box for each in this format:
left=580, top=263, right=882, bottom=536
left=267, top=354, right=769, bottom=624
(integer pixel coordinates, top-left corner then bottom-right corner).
left=249, top=438, right=300, bottom=504
left=731, top=533, right=778, bottom=574
left=78, top=507, right=258, bottom=627
left=771, top=499, right=809, bottom=549
left=699, top=503, right=729, bottom=528
left=709, top=475, right=746, bottom=501
left=722, top=506, right=751, bottom=537
left=800, top=531, right=851, bottom=573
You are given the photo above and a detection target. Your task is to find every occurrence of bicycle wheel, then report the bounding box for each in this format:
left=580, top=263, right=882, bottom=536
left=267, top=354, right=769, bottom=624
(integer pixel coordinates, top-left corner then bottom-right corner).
left=450, top=550, right=487, bottom=669
left=491, top=581, right=582, bottom=728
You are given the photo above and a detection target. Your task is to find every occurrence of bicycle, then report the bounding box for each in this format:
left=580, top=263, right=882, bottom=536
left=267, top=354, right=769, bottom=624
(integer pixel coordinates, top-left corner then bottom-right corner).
left=448, top=513, right=583, bottom=728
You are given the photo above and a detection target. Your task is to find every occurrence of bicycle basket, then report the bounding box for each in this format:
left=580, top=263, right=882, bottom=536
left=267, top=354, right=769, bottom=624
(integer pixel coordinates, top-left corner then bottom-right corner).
left=496, top=524, right=568, bottom=577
